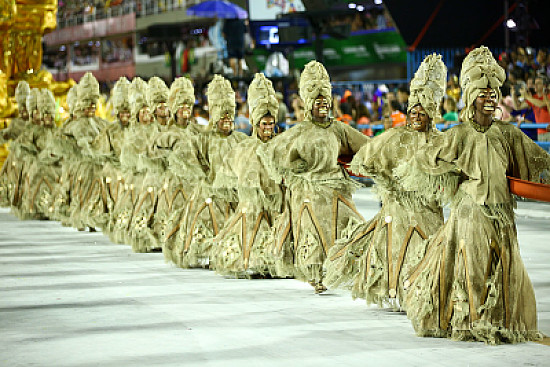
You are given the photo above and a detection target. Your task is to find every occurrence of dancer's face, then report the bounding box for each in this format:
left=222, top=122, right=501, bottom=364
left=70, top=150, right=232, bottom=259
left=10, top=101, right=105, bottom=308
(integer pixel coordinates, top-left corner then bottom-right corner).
left=257, top=115, right=275, bottom=142
left=408, top=104, right=430, bottom=132
left=217, top=111, right=233, bottom=136
left=118, top=110, right=130, bottom=127
left=84, top=103, right=96, bottom=118
left=31, top=110, right=41, bottom=125
left=19, top=107, right=29, bottom=120
left=475, top=87, right=497, bottom=116
left=312, top=95, right=329, bottom=122
left=155, top=102, right=171, bottom=125
left=42, top=113, right=54, bottom=127
left=138, top=107, right=152, bottom=125
left=176, top=104, right=192, bottom=126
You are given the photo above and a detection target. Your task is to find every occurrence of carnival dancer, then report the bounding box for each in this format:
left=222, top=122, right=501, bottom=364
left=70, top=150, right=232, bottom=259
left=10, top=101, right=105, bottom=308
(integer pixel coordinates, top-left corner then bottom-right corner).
left=257, top=61, right=369, bottom=293
left=169, top=75, right=247, bottom=268
left=49, top=85, right=78, bottom=224
left=9, top=88, right=41, bottom=219
left=25, top=89, right=62, bottom=218
left=211, top=73, right=287, bottom=277
left=168, top=77, right=204, bottom=134
left=324, top=54, right=447, bottom=309
left=151, top=76, right=203, bottom=260
left=397, top=46, right=550, bottom=343
left=111, top=77, right=152, bottom=245
left=128, top=76, right=171, bottom=252
left=0, top=81, right=31, bottom=207
left=63, top=72, right=108, bottom=230
left=86, top=77, right=132, bottom=232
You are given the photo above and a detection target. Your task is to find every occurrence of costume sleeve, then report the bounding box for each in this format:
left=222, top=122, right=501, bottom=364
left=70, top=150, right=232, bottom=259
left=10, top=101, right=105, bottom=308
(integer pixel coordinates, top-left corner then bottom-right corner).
left=338, top=121, right=369, bottom=155
left=1, top=119, right=25, bottom=143
left=394, top=128, right=461, bottom=205
left=349, top=129, right=399, bottom=188
left=256, top=126, right=306, bottom=184
left=12, top=128, right=37, bottom=156
left=506, top=125, right=550, bottom=184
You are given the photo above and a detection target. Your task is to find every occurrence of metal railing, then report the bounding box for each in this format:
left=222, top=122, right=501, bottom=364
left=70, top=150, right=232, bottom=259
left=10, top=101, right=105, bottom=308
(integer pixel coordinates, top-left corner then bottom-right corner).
left=58, top=1, right=136, bottom=28
left=57, top=0, right=203, bottom=29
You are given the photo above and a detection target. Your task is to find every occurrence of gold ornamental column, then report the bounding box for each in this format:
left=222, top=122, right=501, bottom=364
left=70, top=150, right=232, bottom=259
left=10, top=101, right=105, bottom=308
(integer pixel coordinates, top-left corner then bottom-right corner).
left=0, top=0, right=57, bottom=165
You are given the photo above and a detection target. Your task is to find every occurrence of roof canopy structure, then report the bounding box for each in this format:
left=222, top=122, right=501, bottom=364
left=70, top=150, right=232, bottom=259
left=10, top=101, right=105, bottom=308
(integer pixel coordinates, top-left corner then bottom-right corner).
left=385, top=0, right=550, bottom=49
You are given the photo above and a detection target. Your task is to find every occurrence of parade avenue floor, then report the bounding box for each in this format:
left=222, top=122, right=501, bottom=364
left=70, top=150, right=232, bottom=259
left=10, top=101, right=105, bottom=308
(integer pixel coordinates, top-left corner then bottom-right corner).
left=1, top=188, right=550, bottom=367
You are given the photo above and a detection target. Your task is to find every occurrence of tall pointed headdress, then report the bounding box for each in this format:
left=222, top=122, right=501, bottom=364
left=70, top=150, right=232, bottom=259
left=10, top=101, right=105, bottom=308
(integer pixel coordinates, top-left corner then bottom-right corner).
left=407, top=53, right=447, bottom=123
left=76, top=72, right=100, bottom=112
left=459, top=46, right=506, bottom=121
left=206, top=75, right=235, bottom=128
left=169, top=77, right=195, bottom=114
left=247, top=73, right=278, bottom=131
left=299, top=61, right=332, bottom=121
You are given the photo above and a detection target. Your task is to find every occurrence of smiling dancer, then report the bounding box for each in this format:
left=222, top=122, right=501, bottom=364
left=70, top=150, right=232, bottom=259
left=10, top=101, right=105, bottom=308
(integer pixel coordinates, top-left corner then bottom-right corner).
left=0, top=81, right=31, bottom=208
left=110, top=77, right=153, bottom=245
left=257, top=61, right=369, bottom=293
left=324, top=54, right=447, bottom=310
left=128, top=76, right=171, bottom=252
left=397, top=46, right=550, bottom=343
left=155, top=77, right=205, bottom=262
left=211, top=73, right=286, bottom=277
left=169, top=75, right=247, bottom=268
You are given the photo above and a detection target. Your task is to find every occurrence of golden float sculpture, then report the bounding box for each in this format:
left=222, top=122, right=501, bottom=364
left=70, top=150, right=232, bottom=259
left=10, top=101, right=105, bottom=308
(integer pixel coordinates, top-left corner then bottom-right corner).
left=0, top=0, right=74, bottom=165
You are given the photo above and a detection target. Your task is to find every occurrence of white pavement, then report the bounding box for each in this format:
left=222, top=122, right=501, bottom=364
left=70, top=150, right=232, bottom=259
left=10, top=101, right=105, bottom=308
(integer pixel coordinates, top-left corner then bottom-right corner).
left=1, top=187, right=549, bottom=367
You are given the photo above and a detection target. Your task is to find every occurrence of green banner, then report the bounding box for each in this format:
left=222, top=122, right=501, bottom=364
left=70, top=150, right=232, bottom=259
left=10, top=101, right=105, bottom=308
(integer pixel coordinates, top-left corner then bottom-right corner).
left=253, top=30, right=407, bottom=71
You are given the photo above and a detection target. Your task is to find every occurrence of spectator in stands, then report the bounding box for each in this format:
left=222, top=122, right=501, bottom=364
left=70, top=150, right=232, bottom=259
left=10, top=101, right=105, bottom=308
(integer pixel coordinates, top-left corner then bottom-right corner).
left=234, top=102, right=251, bottom=135
left=513, top=74, right=550, bottom=140
left=290, top=93, right=305, bottom=122
left=332, top=95, right=343, bottom=120
left=356, top=102, right=372, bottom=136
left=446, top=75, right=461, bottom=104
left=380, top=102, right=392, bottom=135
left=497, top=95, right=514, bottom=122
left=340, top=90, right=354, bottom=116
left=396, top=85, right=409, bottom=114
left=441, top=97, right=459, bottom=130
left=194, top=105, right=209, bottom=126
left=356, top=102, right=371, bottom=124
left=389, top=100, right=406, bottom=128
left=276, top=92, right=288, bottom=132
left=209, top=19, right=227, bottom=61
left=535, top=48, right=549, bottom=78
left=351, top=13, right=365, bottom=32
left=222, top=18, right=246, bottom=78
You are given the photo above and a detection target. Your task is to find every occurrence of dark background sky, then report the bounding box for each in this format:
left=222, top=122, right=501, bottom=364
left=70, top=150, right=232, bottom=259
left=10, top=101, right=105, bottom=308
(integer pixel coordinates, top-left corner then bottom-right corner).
left=367, top=0, right=549, bottom=48
left=235, top=0, right=550, bottom=49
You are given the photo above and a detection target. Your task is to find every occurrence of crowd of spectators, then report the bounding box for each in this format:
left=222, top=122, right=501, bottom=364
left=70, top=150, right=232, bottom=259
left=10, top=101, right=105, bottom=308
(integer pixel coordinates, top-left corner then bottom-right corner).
left=57, top=0, right=190, bottom=27
left=329, top=7, right=395, bottom=33
left=281, top=46, right=549, bottom=143
left=57, top=0, right=122, bottom=20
